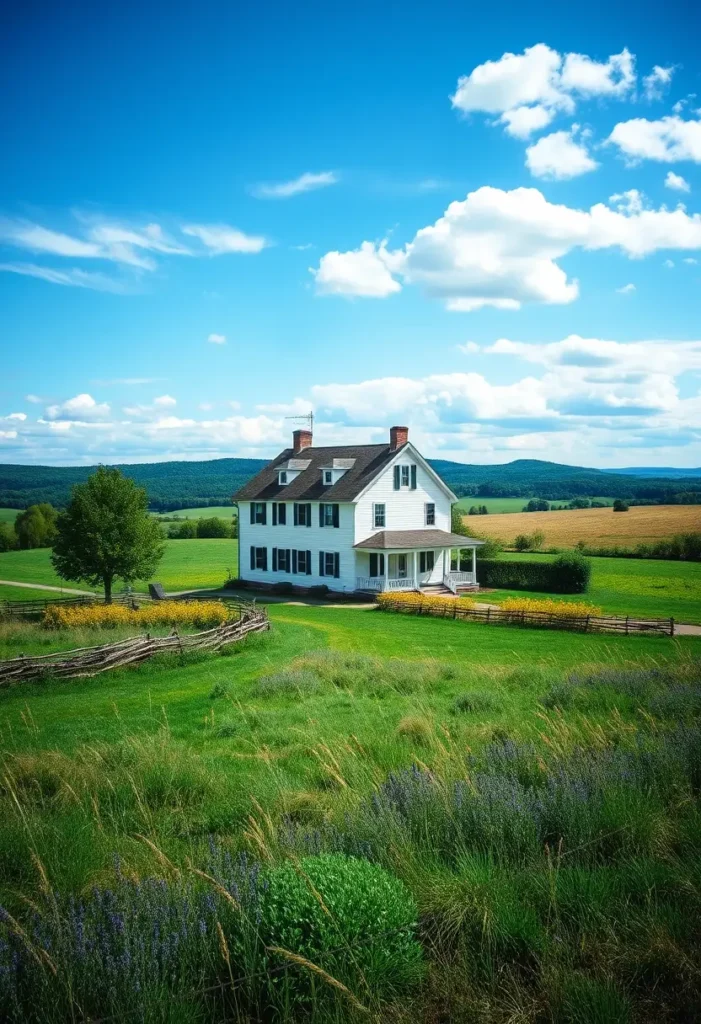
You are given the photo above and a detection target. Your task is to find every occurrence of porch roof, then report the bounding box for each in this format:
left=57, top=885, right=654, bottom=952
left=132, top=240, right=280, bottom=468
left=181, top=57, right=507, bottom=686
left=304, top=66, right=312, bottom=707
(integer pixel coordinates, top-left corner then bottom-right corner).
left=354, top=529, right=485, bottom=550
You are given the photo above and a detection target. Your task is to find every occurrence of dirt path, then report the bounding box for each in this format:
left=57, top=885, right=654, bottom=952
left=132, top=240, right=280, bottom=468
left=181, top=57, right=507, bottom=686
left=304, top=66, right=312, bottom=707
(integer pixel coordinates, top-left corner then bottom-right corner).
left=0, top=580, right=96, bottom=596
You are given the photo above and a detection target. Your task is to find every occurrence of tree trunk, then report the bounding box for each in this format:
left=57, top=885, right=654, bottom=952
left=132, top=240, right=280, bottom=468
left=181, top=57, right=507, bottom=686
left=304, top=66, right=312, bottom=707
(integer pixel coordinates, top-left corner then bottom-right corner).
left=104, top=576, right=113, bottom=604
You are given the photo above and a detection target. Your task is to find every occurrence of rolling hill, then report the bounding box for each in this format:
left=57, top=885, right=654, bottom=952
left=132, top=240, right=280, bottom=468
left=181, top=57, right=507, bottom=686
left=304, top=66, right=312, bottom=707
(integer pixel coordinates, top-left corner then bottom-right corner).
left=0, top=456, right=699, bottom=510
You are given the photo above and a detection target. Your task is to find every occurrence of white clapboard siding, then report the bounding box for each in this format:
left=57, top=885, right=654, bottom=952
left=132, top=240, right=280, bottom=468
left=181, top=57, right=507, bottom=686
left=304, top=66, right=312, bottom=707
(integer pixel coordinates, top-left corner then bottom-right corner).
left=354, top=458, right=451, bottom=543
left=238, top=501, right=357, bottom=591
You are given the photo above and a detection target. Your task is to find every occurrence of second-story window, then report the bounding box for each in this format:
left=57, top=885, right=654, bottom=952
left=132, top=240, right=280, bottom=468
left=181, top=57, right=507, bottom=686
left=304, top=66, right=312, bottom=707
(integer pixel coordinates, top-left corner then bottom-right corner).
left=278, top=470, right=288, bottom=485
left=322, top=469, right=333, bottom=486
left=373, top=503, right=385, bottom=528
left=272, top=502, right=286, bottom=526
left=250, top=502, right=267, bottom=525
left=319, top=503, right=339, bottom=527
left=293, top=502, right=312, bottom=527
left=393, top=464, right=417, bottom=490
left=425, top=503, right=435, bottom=526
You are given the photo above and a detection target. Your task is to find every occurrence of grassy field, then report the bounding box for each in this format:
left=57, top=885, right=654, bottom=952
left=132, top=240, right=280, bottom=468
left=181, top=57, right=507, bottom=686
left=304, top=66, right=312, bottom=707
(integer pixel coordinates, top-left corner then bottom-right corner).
left=454, top=495, right=615, bottom=514
left=153, top=505, right=237, bottom=519
left=485, top=551, right=701, bottom=623
left=0, top=508, right=19, bottom=524
left=0, top=537, right=239, bottom=593
left=467, top=502, right=701, bottom=546
left=1, top=605, right=700, bottom=1021
left=0, top=583, right=85, bottom=603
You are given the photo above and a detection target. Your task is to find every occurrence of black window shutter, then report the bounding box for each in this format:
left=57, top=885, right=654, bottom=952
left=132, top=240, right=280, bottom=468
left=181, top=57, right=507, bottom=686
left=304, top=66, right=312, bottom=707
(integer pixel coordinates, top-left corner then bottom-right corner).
left=370, top=553, right=377, bottom=577
left=393, top=465, right=400, bottom=490
left=292, top=550, right=297, bottom=574
left=306, top=550, right=312, bottom=575
left=250, top=503, right=255, bottom=524
left=410, top=465, right=417, bottom=490
left=332, top=504, right=339, bottom=528
left=262, top=503, right=267, bottom=525
left=272, top=504, right=277, bottom=526
left=319, top=503, right=324, bottom=527
left=334, top=553, right=340, bottom=578
left=250, top=545, right=255, bottom=570
left=380, top=554, right=385, bottom=576
left=293, top=503, right=298, bottom=526
left=319, top=551, right=325, bottom=576
left=262, top=548, right=268, bottom=571
left=280, top=503, right=286, bottom=525
left=306, top=503, right=312, bottom=527
left=272, top=547, right=278, bottom=571
left=419, top=552, right=425, bottom=574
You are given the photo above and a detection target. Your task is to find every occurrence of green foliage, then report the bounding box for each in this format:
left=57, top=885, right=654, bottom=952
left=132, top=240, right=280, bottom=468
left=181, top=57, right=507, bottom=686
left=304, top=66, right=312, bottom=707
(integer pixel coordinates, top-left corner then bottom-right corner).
left=477, top=553, right=591, bottom=593
left=260, top=854, right=423, bottom=1003
left=514, top=534, right=531, bottom=551
left=0, top=523, right=17, bottom=552
left=195, top=516, right=231, bottom=538
left=169, top=519, right=198, bottom=538
left=14, top=504, right=58, bottom=549
left=51, top=467, right=165, bottom=602
left=524, top=498, right=550, bottom=511
left=451, top=503, right=469, bottom=536
left=613, top=499, right=630, bottom=512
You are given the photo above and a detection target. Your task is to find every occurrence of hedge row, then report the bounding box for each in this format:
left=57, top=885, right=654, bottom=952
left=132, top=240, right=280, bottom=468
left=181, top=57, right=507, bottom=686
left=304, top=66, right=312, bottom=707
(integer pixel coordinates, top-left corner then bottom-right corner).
left=477, top=554, right=592, bottom=594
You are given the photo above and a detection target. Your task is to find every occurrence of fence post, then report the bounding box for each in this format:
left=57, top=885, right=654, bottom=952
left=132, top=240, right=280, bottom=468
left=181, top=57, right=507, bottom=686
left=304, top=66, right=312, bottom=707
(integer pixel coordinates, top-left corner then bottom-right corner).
left=585, top=615, right=590, bottom=632
left=487, top=607, right=491, bottom=623
left=625, top=616, right=629, bottom=636
left=670, top=617, right=675, bottom=637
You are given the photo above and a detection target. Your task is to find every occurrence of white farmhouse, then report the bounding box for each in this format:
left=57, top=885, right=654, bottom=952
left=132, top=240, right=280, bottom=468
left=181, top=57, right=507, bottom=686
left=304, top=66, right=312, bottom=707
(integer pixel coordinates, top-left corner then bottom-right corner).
left=233, top=426, right=483, bottom=595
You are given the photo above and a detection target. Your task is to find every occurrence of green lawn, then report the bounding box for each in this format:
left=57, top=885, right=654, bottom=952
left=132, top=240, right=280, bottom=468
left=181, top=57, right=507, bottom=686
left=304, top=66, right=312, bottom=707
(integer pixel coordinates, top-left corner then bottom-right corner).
left=455, top=495, right=614, bottom=513
left=0, top=508, right=19, bottom=524
left=0, top=537, right=239, bottom=593
left=0, top=583, right=83, bottom=603
left=487, top=552, right=701, bottom=624
left=153, top=505, right=237, bottom=520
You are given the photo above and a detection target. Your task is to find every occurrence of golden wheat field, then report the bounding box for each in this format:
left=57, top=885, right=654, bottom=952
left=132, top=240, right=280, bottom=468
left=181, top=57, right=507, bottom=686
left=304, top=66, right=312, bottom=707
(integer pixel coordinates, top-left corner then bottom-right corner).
left=464, top=503, right=701, bottom=548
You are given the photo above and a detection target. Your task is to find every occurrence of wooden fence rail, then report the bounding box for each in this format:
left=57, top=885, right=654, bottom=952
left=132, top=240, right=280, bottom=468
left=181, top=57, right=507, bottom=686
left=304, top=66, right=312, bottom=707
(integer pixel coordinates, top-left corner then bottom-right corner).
left=0, top=608, right=269, bottom=687
left=378, top=599, right=674, bottom=636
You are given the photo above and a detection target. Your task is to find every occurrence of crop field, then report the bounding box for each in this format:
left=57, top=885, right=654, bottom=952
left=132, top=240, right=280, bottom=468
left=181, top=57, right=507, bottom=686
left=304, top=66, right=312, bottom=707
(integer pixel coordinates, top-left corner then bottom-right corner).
left=1, top=605, right=700, bottom=1021
left=454, top=495, right=614, bottom=514
left=0, top=538, right=240, bottom=593
left=152, top=505, right=237, bottom=519
left=467, top=502, right=701, bottom=546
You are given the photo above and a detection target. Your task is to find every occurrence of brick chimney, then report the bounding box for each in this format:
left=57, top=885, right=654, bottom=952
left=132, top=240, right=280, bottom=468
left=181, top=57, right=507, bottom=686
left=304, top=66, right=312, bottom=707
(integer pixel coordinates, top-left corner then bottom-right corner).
left=389, top=425, right=409, bottom=450
left=293, top=428, right=313, bottom=454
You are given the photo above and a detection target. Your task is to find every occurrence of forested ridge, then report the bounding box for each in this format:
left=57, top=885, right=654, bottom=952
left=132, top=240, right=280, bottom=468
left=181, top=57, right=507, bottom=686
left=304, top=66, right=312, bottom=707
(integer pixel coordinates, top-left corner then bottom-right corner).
left=0, top=456, right=699, bottom=510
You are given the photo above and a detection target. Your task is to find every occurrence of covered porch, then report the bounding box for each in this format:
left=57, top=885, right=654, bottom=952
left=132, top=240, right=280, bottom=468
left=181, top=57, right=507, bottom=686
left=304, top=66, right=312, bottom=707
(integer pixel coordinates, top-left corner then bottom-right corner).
left=354, top=529, right=484, bottom=595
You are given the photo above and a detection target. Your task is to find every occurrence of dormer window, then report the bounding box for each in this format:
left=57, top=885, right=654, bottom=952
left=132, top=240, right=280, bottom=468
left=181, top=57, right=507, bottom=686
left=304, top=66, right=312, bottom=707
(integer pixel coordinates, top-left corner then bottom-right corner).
left=322, top=469, right=333, bottom=486
left=278, top=470, right=288, bottom=485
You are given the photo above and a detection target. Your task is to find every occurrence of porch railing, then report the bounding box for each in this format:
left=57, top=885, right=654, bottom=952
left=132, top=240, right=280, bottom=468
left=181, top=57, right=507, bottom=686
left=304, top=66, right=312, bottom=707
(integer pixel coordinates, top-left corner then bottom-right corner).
left=443, top=575, right=457, bottom=595
left=448, top=571, right=477, bottom=587
left=355, top=577, right=417, bottom=593
left=387, top=578, right=416, bottom=591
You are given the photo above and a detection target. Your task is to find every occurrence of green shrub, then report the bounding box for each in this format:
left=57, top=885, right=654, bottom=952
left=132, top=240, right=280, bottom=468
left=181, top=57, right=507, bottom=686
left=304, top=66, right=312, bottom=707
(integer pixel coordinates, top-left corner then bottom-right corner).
left=271, top=581, right=294, bottom=595
left=255, top=669, right=321, bottom=695
left=196, top=516, right=231, bottom=538
left=260, top=854, right=423, bottom=1005
left=476, top=555, right=591, bottom=594
left=613, top=499, right=629, bottom=512
left=514, top=534, right=531, bottom=551
left=308, top=584, right=330, bottom=598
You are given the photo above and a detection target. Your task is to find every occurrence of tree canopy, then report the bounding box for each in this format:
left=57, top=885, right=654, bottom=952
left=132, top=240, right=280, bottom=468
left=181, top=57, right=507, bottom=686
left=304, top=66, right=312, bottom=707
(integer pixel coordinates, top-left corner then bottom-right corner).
left=51, top=467, right=165, bottom=602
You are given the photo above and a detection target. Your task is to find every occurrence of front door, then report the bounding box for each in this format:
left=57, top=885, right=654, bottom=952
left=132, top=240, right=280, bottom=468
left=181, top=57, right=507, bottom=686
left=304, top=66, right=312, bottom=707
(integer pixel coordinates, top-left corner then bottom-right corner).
left=396, top=553, right=408, bottom=578
left=419, top=550, right=435, bottom=582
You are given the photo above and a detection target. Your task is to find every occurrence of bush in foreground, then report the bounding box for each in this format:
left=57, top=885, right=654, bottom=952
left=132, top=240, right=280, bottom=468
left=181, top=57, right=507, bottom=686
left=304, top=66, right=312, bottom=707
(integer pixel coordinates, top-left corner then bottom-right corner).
left=477, top=554, right=591, bottom=594
left=377, top=592, right=476, bottom=613
left=42, top=599, right=231, bottom=630
left=500, top=597, right=601, bottom=617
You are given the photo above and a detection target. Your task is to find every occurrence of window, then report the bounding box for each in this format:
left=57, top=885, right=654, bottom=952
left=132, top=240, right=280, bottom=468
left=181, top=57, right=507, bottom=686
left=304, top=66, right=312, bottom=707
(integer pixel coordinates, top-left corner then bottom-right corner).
left=419, top=550, right=435, bottom=574
left=369, top=552, right=385, bottom=577
left=250, top=502, right=267, bottom=525
left=273, top=548, right=291, bottom=572
left=373, top=503, right=385, bottom=528
left=425, top=503, right=435, bottom=526
left=294, top=549, right=312, bottom=575
left=272, top=502, right=287, bottom=526
left=393, top=464, right=417, bottom=490
left=278, top=470, right=288, bottom=485
left=318, top=551, right=340, bottom=578
left=319, top=503, right=339, bottom=528
left=322, top=469, right=333, bottom=486
left=293, top=502, right=312, bottom=527
left=249, top=546, right=267, bottom=571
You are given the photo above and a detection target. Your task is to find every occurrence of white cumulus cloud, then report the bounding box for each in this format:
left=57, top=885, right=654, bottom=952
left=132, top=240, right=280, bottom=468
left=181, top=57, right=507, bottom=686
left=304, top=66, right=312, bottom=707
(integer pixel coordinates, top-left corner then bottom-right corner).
left=616, top=283, right=636, bottom=294
left=608, top=115, right=701, bottom=163
left=643, top=65, right=675, bottom=101
left=525, top=128, right=599, bottom=179
left=665, top=171, right=691, bottom=192
left=153, top=395, right=176, bottom=407
left=313, top=241, right=402, bottom=298
left=45, top=394, right=111, bottom=421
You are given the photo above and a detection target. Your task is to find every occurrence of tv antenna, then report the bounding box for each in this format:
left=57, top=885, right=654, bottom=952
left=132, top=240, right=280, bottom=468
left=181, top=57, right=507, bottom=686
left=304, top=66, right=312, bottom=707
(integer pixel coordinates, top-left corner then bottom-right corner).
left=285, top=411, right=314, bottom=432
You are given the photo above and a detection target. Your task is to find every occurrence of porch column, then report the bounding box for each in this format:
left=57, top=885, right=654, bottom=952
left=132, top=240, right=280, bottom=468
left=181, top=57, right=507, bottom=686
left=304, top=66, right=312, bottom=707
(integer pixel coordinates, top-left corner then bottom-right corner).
left=383, top=552, right=389, bottom=592
left=472, top=546, right=476, bottom=581
left=412, top=550, right=417, bottom=590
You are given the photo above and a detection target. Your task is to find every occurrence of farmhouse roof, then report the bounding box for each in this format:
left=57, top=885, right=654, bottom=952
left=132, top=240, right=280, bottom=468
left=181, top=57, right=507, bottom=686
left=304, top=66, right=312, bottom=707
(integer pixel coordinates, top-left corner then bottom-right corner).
left=232, top=444, right=401, bottom=502
left=354, top=529, right=486, bottom=550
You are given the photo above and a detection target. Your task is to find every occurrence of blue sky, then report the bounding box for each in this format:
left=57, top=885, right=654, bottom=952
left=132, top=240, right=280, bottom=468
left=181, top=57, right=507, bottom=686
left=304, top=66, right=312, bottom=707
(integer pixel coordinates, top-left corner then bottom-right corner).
left=1, top=0, right=700, bottom=468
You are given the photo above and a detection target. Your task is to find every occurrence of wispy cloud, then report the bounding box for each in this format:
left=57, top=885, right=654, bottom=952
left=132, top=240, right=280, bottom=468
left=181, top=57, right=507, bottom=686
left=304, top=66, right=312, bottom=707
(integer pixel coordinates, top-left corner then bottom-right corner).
left=207, top=333, right=226, bottom=345
left=616, top=283, right=636, bottom=294
left=182, top=224, right=268, bottom=254
left=0, top=262, right=135, bottom=293
left=252, top=171, right=338, bottom=199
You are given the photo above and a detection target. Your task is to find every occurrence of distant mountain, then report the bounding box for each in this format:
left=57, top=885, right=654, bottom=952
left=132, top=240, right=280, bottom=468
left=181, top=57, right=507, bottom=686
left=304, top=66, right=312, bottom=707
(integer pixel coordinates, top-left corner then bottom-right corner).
left=603, top=467, right=701, bottom=479
left=0, top=456, right=699, bottom=510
